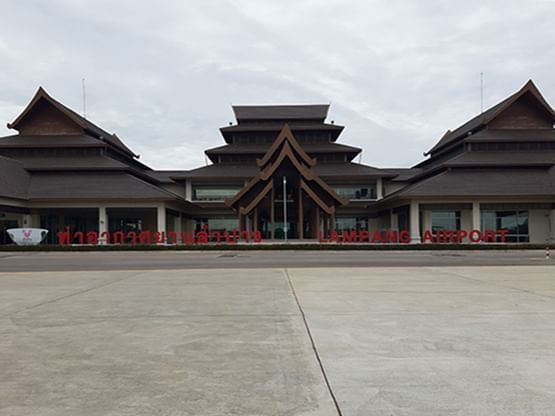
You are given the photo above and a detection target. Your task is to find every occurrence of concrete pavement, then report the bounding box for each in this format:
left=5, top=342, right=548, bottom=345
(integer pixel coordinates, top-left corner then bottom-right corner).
left=0, top=249, right=554, bottom=271
left=1, top=265, right=555, bottom=415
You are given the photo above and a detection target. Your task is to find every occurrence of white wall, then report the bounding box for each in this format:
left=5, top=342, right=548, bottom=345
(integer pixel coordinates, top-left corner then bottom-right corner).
left=383, top=181, right=406, bottom=196
left=161, top=184, right=186, bottom=199
left=529, top=209, right=550, bottom=243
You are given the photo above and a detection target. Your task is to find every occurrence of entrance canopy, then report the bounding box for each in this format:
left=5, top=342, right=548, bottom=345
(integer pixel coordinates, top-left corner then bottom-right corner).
left=226, top=125, right=347, bottom=238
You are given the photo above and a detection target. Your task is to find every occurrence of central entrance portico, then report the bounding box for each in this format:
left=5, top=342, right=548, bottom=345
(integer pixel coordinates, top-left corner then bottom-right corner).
left=226, top=125, right=347, bottom=239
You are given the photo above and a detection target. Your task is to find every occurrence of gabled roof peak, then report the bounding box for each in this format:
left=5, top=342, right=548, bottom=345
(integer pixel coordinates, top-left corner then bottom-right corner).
left=256, top=124, right=315, bottom=168
left=425, top=79, right=555, bottom=156
left=7, top=86, right=139, bottom=158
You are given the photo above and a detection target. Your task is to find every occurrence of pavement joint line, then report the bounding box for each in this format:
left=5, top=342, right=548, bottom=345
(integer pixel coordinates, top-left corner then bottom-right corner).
left=4, top=274, right=134, bottom=318
left=284, top=268, right=343, bottom=416
left=2, top=264, right=554, bottom=274
left=427, top=267, right=555, bottom=301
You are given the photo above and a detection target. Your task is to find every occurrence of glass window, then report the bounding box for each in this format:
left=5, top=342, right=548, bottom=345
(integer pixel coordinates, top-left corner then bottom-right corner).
left=335, top=217, right=368, bottom=232
left=481, top=210, right=529, bottom=242
left=431, top=211, right=461, bottom=233
left=333, top=185, right=376, bottom=200
left=195, top=218, right=239, bottom=233
left=193, top=188, right=240, bottom=201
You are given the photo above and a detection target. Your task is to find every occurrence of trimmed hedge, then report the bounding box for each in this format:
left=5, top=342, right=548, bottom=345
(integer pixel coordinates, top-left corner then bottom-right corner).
left=0, top=243, right=554, bottom=252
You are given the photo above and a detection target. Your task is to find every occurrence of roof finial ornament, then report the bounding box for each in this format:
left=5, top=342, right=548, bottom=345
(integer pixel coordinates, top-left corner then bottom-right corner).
left=82, top=78, right=87, bottom=120
left=480, top=72, right=484, bottom=114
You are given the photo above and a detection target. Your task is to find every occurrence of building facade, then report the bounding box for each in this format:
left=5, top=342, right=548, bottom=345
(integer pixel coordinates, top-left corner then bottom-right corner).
left=1, top=81, right=555, bottom=244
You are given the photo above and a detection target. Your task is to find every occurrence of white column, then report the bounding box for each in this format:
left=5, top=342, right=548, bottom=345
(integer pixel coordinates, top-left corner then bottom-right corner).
left=422, top=210, right=432, bottom=237
left=175, top=213, right=182, bottom=244
left=472, top=202, right=481, bottom=231
left=549, top=209, right=555, bottom=243
left=245, top=215, right=251, bottom=232
left=185, top=180, right=193, bottom=201
left=390, top=209, right=398, bottom=231
left=410, top=201, right=421, bottom=243
left=98, top=207, right=107, bottom=245
left=22, top=214, right=32, bottom=227
left=157, top=205, right=167, bottom=234
left=30, top=214, right=40, bottom=227
left=376, top=178, right=383, bottom=200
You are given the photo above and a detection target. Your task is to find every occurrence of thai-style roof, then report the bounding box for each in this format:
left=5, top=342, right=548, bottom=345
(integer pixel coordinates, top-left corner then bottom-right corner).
left=0, top=134, right=104, bottom=149
left=384, top=167, right=555, bottom=199
left=205, top=142, right=361, bottom=162
left=26, top=172, right=186, bottom=201
left=233, top=104, right=330, bottom=122
left=426, top=80, right=555, bottom=156
left=464, top=128, right=555, bottom=143
left=444, top=151, right=555, bottom=167
left=226, top=124, right=348, bottom=214
left=219, top=123, right=344, bottom=143
left=313, top=162, right=394, bottom=179
left=380, top=168, right=424, bottom=182
left=7, top=87, right=138, bottom=158
left=11, top=156, right=129, bottom=171
left=0, top=156, right=29, bottom=200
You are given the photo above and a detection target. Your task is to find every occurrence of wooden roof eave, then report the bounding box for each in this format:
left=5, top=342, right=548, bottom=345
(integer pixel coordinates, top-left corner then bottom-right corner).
left=300, top=179, right=335, bottom=215
left=226, top=141, right=313, bottom=207
left=310, top=175, right=349, bottom=206
left=238, top=180, right=273, bottom=215
left=227, top=140, right=348, bottom=209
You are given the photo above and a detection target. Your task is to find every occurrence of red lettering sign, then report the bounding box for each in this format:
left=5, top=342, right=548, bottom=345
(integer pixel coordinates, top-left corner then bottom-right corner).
left=53, top=228, right=512, bottom=245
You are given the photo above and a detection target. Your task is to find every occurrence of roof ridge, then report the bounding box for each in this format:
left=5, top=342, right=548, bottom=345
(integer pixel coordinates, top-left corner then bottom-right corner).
left=8, top=87, right=138, bottom=158
left=425, top=79, right=555, bottom=156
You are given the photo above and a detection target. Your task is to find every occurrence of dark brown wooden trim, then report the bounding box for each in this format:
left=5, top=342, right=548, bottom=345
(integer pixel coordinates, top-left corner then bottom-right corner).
left=300, top=179, right=335, bottom=215
left=315, top=206, right=320, bottom=238
left=298, top=183, right=304, bottom=239
left=239, top=180, right=273, bottom=215
left=270, top=182, right=275, bottom=239
left=256, top=124, right=316, bottom=168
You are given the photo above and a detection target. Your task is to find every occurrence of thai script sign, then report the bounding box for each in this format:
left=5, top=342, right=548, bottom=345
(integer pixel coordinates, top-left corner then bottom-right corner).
left=52, top=227, right=511, bottom=245
left=55, top=227, right=261, bottom=245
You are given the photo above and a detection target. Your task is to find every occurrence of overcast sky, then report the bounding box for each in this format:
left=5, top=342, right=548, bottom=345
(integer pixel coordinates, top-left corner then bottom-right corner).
left=1, top=0, right=554, bottom=170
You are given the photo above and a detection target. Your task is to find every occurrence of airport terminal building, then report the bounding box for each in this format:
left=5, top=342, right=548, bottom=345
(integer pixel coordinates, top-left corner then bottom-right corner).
left=1, top=80, right=555, bottom=244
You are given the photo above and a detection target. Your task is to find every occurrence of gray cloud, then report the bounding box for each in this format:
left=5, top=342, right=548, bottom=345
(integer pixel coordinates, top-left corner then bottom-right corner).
left=1, top=0, right=554, bottom=169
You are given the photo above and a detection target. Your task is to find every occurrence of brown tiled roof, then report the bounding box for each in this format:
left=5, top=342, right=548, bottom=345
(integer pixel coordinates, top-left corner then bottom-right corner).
left=380, top=168, right=424, bottom=181
left=7, top=87, right=137, bottom=158
left=0, top=134, right=104, bottom=148
left=227, top=125, right=347, bottom=213
left=145, top=170, right=186, bottom=183
left=173, top=163, right=259, bottom=179
left=27, top=172, right=181, bottom=201
left=219, top=122, right=344, bottom=143
left=173, top=160, right=397, bottom=180
left=233, top=105, right=329, bottom=121
left=426, top=80, right=555, bottom=155
left=0, top=156, right=29, bottom=200
left=13, top=156, right=129, bottom=171
left=465, top=128, right=555, bottom=143
left=220, top=123, right=343, bottom=133
left=314, top=162, right=395, bottom=178
left=206, top=142, right=360, bottom=156
left=445, top=151, right=555, bottom=167
left=390, top=167, right=555, bottom=198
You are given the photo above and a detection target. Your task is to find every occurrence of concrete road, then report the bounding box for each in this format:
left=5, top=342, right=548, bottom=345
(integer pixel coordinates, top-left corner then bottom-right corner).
left=1, top=265, right=555, bottom=415
left=0, top=249, right=553, bottom=271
